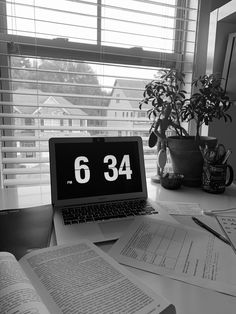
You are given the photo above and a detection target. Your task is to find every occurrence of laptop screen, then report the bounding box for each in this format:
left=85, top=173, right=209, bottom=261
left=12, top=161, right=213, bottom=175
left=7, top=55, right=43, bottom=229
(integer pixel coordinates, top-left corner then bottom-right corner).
left=49, top=136, right=148, bottom=206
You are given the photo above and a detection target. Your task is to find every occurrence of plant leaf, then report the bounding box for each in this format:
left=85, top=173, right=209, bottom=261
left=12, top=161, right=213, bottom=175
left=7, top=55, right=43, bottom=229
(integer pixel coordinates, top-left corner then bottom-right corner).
left=148, top=132, right=158, bottom=148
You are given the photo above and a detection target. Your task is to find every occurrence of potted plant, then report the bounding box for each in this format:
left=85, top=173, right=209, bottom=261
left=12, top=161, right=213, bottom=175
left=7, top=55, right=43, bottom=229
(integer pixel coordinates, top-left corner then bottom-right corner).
left=139, top=69, right=232, bottom=186
left=139, top=68, right=190, bottom=184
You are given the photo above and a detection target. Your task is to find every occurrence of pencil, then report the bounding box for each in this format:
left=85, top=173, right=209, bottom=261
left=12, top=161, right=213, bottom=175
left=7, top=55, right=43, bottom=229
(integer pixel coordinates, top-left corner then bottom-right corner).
left=192, top=216, right=231, bottom=245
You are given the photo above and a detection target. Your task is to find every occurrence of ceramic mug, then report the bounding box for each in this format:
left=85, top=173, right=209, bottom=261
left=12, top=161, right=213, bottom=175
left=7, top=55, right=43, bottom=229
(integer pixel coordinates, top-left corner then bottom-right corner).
left=202, top=162, right=234, bottom=194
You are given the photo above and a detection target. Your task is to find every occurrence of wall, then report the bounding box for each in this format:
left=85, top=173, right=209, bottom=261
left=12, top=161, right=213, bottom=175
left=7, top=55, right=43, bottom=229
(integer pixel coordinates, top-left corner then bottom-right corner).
left=207, top=3, right=236, bottom=176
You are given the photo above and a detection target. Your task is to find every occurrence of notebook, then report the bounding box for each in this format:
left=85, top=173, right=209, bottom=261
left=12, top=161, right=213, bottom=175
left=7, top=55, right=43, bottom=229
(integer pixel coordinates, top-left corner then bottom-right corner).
left=0, top=204, right=53, bottom=260
left=49, top=136, right=170, bottom=244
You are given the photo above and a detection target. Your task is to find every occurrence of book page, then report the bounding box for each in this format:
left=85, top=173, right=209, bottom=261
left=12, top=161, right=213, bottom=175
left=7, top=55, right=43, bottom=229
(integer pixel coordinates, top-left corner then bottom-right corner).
left=0, top=252, right=50, bottom=314
left=109, top=216, right=236, bottom=296
left=20, top=241, right=175, bottom=314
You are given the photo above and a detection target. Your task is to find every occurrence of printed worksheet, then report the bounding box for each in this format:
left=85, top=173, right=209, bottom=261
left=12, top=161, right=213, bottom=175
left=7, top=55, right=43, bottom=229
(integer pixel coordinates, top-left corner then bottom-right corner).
left=110, top=216, right=236, bottom=296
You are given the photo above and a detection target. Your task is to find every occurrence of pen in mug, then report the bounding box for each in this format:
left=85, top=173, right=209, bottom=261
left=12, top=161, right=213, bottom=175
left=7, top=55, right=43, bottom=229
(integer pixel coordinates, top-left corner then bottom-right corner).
left=192, top=216, right=230, bottom=245
left=222, top=149, right=232, bottom=164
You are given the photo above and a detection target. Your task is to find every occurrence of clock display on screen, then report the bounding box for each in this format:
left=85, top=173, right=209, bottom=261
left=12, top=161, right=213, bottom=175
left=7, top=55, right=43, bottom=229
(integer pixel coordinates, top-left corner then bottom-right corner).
left=55, top=141, right=143, bottom=200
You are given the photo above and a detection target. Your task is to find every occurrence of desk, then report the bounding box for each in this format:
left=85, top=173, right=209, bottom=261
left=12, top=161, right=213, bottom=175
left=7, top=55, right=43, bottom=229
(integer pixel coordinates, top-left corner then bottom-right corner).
left=1, top=180, right=236, bottom=314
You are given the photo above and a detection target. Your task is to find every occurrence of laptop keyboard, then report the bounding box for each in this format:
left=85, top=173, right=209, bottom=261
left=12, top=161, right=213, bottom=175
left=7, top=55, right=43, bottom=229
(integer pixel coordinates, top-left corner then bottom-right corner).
left=62, top=200, right=158, bottom=225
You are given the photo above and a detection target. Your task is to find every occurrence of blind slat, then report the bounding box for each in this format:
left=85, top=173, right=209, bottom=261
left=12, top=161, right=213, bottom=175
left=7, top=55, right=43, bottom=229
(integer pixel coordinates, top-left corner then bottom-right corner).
left=3, top=178, right=50, bottom=186
left=2, top=157, right=49, bottom=164
left=0, top=113, right=149, bottom=123
left=0, top=102, right=143, bottom=112
left=2, top=147, right=49, bottom=153
left=0, top=125, right=149, bottom=132
left=3, top=168, right=49, bottom=175
left=0, top=89, right=143, bottom=101
left=0, top=78, right=149, bottom=91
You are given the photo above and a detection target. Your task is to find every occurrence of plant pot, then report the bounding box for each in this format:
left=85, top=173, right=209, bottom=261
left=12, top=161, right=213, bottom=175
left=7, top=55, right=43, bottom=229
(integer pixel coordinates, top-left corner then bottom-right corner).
left=167, top=136, right=217, bottom=187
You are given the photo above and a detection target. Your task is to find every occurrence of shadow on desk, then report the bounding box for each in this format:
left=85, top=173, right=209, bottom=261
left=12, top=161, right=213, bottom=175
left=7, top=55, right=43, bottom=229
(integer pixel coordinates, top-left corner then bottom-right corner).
left=0, top=204, right=53, bottom=260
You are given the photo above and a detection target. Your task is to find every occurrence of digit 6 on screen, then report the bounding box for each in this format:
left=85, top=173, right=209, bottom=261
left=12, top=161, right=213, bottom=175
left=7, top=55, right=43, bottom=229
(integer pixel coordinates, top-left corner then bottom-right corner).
left=74, top=154, right=132, bottom=184
left=74, top=156, right=90, bottom=184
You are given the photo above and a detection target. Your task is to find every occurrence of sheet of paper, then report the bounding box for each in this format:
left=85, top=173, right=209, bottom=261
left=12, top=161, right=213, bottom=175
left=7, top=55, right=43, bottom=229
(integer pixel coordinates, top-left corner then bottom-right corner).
left=109, top=216, right=236, bottom=296
left=216, top=215, right=236, bottom=254
left=156, top=201, right=203, bottom=215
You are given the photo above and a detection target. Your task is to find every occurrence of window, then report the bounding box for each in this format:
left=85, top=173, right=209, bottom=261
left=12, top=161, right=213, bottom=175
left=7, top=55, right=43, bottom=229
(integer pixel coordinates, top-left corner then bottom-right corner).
left=116, top=93, right=120, bottom=103
left=0, top=0, right=200, bottom=187
left=25, top=118, right=33, bottom=125
left=21, top=141, right=35, bottom=158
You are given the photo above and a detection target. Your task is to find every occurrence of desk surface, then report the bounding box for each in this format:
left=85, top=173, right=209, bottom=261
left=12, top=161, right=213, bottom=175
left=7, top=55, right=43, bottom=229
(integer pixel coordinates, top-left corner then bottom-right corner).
left=1, top=179, right=236, bottom=212
left=1, top=180, right=236, bottom=314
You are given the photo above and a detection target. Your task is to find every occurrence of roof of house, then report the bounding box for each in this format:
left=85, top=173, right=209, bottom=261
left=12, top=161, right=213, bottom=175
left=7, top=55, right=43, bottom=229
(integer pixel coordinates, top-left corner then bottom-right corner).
left=13, top=89, right=87, bottom=116
left=110, top=79, right=150, bottom=110
left=114, top=79, right=147, bottom=99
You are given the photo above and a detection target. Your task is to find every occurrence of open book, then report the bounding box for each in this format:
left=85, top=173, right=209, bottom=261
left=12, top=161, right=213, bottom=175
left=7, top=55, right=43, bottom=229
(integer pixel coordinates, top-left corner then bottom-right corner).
left=0, top=241, right=176, bottom=314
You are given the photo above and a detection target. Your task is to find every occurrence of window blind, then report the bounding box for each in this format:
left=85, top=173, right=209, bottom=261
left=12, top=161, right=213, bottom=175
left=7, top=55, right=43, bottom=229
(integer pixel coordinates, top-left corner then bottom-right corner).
left=0, top=0, right=200, bottom=187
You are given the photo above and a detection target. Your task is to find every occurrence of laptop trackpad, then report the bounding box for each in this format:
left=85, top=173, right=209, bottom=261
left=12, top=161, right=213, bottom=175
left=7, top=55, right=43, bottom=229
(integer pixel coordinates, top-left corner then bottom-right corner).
left=98, top=218, right=133, bottom=240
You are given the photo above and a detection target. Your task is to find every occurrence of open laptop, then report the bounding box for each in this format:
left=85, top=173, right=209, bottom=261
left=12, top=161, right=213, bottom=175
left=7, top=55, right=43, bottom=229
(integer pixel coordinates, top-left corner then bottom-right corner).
left=49, top=136, right=169, bottom=244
